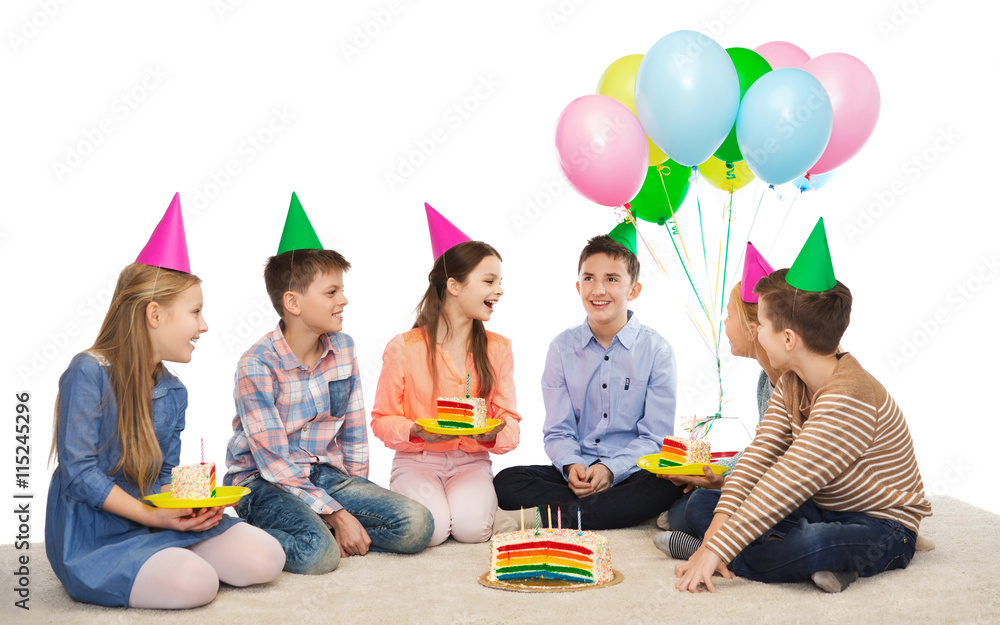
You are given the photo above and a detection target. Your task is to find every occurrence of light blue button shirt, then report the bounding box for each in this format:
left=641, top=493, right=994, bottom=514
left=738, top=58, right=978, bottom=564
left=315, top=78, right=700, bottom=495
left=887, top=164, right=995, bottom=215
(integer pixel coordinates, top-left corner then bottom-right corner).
left=541, top=311, right=677, bottom=485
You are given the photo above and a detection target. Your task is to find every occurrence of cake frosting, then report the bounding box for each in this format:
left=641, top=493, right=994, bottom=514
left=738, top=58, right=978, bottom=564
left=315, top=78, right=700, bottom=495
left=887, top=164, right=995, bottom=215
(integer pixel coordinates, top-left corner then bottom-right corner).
left=436, top=397, right=487, bottom=429
left=660, top=435, right=711, bottom=467
left=488, top=528, right=613, bottom=585
left=171, top=462, right=216, bottom=499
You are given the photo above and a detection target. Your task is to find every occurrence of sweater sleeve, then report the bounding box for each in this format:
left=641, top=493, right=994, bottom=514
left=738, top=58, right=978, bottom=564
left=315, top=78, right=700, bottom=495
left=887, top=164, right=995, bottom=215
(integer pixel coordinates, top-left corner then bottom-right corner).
left=369, top=335, right=427, bottom=452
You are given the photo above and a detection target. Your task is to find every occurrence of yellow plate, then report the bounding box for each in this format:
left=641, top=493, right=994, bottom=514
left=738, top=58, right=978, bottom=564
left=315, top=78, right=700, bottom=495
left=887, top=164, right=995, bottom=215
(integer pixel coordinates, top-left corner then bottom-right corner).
left=636, top=454, right=728, bottom=476
left=415, top=418, right=503, bottom=436
left=144, top=486, right=250, bottom=509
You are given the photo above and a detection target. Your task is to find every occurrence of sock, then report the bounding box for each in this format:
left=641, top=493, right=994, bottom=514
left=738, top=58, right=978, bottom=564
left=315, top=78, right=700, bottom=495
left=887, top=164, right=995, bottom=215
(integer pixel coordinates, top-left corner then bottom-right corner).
left=811, top=570, right=859, bottom=593
left=653, top=531, right=702, bottom=560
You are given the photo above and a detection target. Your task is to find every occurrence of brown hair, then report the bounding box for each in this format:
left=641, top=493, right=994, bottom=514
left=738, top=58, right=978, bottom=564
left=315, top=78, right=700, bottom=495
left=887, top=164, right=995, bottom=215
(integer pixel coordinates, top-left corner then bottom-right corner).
left=50, top=263, right=201, bottom=496
left=414, top=241, right=502, bottom=399
left=578, top=235, right=640, bottom=284
left=754, top=268, right=852, bottom=355
left=264, top=249, right=351, bottom=317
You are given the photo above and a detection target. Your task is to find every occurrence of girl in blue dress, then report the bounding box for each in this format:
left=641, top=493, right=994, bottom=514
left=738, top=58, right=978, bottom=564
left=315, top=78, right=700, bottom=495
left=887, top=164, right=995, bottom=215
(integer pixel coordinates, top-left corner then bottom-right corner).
left=45, top=260, right=285, bottom=608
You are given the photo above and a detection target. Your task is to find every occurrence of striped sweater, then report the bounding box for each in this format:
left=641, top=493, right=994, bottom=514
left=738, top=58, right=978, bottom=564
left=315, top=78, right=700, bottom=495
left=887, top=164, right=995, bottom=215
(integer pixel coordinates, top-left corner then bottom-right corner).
left=705, top=353, right=932, bottom=563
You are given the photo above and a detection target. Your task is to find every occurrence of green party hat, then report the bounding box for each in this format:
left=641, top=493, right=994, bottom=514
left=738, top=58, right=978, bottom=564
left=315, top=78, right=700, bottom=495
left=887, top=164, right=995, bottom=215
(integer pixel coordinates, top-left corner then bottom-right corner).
left=785, top=217, right=836, bottom=292
left=277, top=192, right=323, bottom=254
left=609, top=220, right=637, bottom=255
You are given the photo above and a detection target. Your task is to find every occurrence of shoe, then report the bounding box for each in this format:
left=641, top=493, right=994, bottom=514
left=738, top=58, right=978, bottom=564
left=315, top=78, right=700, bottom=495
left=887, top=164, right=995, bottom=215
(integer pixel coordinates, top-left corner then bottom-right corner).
left=915, top=534, right=935, bottom=551
left=811, top=570, right=859, bottom=593
left=491, top=507, right=535, bottom=535
left=656, top=510, right=671, bottom=530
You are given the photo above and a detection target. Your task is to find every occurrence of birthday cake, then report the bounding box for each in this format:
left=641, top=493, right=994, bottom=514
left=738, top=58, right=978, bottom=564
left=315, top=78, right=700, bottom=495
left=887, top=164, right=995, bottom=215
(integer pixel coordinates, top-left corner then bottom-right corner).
left=488, top=528, right=613, bottom=585
left=171, top=462, right=216, bottom=499
left=436, top=396, right=487, bottom=429
left=659, top=435, right=711, bottom=468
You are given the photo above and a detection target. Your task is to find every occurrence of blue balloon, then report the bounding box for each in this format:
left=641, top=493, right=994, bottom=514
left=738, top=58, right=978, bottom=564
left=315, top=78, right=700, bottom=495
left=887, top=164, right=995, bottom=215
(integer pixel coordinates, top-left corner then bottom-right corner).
left=735, top=68, right=833, bottom=185
left=792, top=169, right=835, bottom=192
left=635, top=30, right=740, bottom=167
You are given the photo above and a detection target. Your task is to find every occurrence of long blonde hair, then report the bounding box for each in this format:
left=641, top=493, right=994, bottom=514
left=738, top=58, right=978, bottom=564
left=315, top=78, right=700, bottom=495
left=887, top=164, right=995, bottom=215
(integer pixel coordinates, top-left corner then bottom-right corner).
left=50, top=263, right=201, bottom=495
left=731, top=282, right=760, bottom=357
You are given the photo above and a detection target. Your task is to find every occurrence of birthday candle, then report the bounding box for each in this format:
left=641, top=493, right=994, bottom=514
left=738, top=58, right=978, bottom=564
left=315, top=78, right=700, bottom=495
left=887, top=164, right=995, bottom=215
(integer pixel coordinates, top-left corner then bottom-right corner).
left=547, top=505, right=552, bottom=531
left=557, top=507, right=561, bottom=531
left=200, top=436, right=204, bottom=464
left=578, top=508, right=582, bottom=534
left=520, top=506, right=524, bottom=532
left=466, top=373, right=470, bottom=399
left=535, top=507, right=540, bottom=535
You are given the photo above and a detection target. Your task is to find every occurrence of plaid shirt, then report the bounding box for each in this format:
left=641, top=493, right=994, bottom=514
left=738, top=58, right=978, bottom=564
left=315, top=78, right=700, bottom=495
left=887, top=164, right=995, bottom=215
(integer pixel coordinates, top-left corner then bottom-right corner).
left=224, top=323, right=368, bottom=514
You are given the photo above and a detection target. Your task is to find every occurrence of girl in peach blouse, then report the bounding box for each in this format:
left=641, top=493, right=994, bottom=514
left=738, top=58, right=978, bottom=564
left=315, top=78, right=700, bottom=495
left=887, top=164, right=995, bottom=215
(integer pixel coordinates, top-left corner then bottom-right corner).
left=370, top=241, right=520, bottom=546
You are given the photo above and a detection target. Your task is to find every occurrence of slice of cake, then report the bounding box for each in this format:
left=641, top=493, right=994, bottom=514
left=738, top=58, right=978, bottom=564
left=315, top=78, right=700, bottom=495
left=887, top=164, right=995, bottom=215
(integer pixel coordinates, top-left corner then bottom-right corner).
left=171, top=462, right=216, bottom=499
left=436, top=397, right=487, bottom=429
left=489, top=528, right=613, bottom=585
left=659, top=435, right=711, bottom=468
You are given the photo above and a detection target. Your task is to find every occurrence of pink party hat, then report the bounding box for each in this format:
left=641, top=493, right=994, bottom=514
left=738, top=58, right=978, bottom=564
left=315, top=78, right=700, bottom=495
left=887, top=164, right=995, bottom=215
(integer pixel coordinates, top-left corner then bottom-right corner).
left=740, top=242, right=774, bottom=303
left=424, top=202, right=471, bottom=260
left=135, top=192, right=191, bottom=273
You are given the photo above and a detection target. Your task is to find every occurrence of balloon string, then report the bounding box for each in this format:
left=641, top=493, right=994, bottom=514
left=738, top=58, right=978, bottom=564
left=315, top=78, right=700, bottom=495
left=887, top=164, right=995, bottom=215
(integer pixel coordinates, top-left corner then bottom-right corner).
left=693, top=171, right=716, bottom=317
left=728, top=181, right=768, bottom=291
left=767, top=186, right=802, bottom=257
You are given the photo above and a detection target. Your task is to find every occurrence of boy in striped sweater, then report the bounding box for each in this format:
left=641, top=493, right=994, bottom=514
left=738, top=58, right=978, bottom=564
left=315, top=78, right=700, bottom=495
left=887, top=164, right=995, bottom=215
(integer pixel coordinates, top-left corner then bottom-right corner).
left=675, top=219, right=931, bottom=594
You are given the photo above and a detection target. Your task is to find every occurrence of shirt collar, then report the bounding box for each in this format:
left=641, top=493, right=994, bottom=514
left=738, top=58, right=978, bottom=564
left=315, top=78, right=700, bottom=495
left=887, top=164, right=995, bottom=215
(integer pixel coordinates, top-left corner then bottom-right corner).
left=577, top=310, right=638, bottom=350
left=153, top=367, right=184, bottom=398
left=272, top=321, right=337, bottom=370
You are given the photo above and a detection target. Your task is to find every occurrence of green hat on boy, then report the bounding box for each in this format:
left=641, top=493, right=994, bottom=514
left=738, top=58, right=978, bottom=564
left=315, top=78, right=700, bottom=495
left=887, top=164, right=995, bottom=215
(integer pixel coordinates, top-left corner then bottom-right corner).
left=785, top=217, right=836, bottom=292
left=609, top=220, right=637, bottom=256
left=277, top=192, right=323, bottom=254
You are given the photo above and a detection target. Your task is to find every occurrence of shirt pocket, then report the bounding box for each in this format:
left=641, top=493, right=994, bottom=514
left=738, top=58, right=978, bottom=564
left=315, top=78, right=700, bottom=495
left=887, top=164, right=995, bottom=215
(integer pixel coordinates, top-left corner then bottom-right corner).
left=614, top=376, right=648, bottom=420
left=328, top=378, right=354, bottom=418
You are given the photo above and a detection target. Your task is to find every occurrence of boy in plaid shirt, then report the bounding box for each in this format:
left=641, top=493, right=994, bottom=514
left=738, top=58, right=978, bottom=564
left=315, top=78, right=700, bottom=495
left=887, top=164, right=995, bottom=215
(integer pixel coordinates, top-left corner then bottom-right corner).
left=224, top=194, right=433, bottom=574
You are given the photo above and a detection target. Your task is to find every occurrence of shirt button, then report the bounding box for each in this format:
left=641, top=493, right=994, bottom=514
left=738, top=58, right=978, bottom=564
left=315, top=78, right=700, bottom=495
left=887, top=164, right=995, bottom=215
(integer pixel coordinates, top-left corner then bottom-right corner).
left=604, top=356, right=609, bottom=361
left=602, top=383, right=607, bottom=389
left=595, top=438, right=601, bottom=443
left=603, top=413, right=608, bottom=418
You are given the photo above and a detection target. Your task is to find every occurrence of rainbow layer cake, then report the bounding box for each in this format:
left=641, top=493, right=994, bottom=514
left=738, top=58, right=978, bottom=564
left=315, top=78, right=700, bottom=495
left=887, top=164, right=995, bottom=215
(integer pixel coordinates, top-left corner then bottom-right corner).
left=489, top=528, right=613, bottom=584
left=436, top=396, right=487, bottom=429
left=659, top=435, right=711, bottom=468
left=171, top=462, right=216, bottom=499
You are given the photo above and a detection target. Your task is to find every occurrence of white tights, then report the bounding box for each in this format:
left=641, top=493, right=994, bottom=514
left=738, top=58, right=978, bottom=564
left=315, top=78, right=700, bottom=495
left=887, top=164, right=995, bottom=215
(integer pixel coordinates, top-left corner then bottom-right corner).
left=128, top=522, right=285, bottom=609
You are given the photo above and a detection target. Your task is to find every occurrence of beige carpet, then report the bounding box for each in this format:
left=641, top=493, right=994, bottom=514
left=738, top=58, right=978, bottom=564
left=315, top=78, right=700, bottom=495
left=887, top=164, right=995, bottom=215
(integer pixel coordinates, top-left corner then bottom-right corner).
left=3, top=496, right=997, bottom=625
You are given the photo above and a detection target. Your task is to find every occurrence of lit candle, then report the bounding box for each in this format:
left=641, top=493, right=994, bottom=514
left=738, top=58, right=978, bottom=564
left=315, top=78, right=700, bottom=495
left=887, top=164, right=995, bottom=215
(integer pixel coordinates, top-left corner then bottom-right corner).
left=547, top=505, right=552, bottom=531
left=520, top=506, right=524, bottom=532
left=557, top=507, right=562, bottom=531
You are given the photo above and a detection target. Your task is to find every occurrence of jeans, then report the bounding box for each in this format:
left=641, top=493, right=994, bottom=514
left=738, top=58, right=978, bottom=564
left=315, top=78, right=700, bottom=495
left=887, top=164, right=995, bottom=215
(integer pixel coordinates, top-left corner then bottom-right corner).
left=493, top=464, right=684, bottom=530
left=665, top=490, right=695, bottom=534
left=686, top=490, right=917, bottom=583
left=234, top=465, right=434, bottom=575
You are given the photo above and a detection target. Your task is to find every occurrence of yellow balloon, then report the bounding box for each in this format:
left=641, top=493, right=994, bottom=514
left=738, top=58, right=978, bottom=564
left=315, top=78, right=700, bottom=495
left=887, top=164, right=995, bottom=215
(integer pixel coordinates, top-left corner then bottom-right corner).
left=596, top=54, right=668, bottom=167
left=698, top=157, right=756, bottom=193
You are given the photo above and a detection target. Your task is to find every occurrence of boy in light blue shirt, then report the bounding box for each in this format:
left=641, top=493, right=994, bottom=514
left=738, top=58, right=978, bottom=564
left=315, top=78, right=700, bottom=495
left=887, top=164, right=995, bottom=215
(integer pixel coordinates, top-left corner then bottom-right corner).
left=494, top=225, right=683, bottom=529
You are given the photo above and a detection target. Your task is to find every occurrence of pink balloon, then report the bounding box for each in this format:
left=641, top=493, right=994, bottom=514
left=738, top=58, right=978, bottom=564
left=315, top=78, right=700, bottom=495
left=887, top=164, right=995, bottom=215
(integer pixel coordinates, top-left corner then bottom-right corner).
left=804, top=53, right=880, bottom=175
left=556, top=95, right=649, bottom=207
left=754, top=41, right=810, bottom=69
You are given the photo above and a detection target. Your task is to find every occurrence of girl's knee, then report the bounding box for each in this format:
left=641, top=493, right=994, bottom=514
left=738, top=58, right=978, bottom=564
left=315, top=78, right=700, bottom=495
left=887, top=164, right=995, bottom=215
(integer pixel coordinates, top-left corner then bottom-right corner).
left=243, top=531, right=287, bottom=583
left=450, top=511, right=493, bottom=544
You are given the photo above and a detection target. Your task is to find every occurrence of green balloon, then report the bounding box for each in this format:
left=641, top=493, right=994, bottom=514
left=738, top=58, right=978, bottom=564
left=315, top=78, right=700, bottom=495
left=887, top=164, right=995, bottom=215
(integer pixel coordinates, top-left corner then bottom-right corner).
left=629, top=159, right=691, bottom=226
left=714, top=48, right=772, bottom=163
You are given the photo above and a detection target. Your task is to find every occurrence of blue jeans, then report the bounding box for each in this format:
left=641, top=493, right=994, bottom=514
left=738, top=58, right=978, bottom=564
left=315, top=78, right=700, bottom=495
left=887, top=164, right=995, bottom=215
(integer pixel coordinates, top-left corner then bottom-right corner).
left=686, top=489, right=916, bottom=583
left=666, top=491, right=695, bottom=534
left=234, top=465, right=434, bottom=575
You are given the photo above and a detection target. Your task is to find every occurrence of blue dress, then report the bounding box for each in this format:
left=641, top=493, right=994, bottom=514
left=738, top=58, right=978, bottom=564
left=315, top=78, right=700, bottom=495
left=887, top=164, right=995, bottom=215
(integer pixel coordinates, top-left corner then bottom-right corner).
left=45, top=353, right=240, bottom=607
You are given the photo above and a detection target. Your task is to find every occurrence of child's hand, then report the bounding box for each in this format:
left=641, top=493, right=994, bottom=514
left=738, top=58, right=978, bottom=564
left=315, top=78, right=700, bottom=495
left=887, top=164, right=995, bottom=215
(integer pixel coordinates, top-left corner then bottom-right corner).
left=586, top=464, right=613, bottom=494
left=661, top=466, right=725, bottom=492
left=147, top=505, right=224, bottom=533
left=471, top=418, right=506, bottom=443
left=411, top=423, right=457, bottom=444
left=674, top=546, right=731, bottom=593
left=323, top=509, right=372, bottom=557
left=566, top=464, right=594, bottom=497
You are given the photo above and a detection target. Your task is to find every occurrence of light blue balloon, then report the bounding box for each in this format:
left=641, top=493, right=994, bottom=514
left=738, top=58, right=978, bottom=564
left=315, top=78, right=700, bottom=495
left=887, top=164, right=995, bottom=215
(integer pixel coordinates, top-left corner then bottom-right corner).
left=792, top=169, right=835, bottom=192
left=635, top=30, right=740, bottom=167
left=735, top=68, right=833, bottom=185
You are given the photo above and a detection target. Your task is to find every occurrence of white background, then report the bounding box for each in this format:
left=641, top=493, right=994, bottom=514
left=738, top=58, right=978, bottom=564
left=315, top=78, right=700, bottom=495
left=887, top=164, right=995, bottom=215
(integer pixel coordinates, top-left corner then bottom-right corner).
left=2, top=0, right=998, bottom=543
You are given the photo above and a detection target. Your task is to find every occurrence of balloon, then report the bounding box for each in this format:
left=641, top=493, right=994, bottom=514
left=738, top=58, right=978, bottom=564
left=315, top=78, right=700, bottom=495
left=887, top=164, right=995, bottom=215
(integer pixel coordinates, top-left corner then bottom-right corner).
left=714, top=48, right=772, bottom=163
left=629, top=159, right=691, bottom=225
left=635, top=30, right=740, bottom=166
left=698, top=157, right=756, bottom=193
left=792, top=169, right=835, bottom=192
left=804, top=53, right=880, bottom=175
left=735, top=68, right=833, bottom=185
left=596, top=54, right=669, bottom=166
left=555, top=95, right=650, bottom=207
left=754, top=41, right=810, bottom=69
